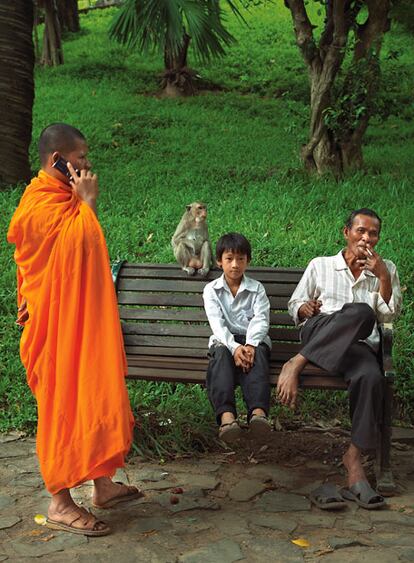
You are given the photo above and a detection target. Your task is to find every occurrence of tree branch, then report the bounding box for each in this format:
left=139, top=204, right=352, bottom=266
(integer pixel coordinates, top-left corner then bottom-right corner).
left=355, top=0, right=390, bottom=60
left=285, top=0, right=321, bottom=70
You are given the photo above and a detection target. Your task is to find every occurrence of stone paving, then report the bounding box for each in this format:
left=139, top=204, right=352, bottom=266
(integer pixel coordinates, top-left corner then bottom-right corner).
left=0, top=430, right=413, bottom=562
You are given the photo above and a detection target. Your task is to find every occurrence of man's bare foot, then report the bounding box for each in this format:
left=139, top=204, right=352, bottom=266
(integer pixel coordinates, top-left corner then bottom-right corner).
left=48, top=489, right=108, bottom=534
left=92, top=477, right=142, bottom=509
left=276, top=354, right=307, bottom=408
left=342, top=443, right=367, bottom=487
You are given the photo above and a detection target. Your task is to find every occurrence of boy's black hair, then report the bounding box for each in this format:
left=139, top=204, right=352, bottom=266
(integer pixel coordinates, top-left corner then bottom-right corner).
left=216, top=233, right=251, bottom=261
left=345, top=208, right=382, bottom=232
left=38, top=123, right=86, bottom=165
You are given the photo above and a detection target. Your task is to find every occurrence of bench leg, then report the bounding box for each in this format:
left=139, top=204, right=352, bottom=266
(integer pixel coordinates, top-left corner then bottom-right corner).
left=376, top=377, right=396, bottom=495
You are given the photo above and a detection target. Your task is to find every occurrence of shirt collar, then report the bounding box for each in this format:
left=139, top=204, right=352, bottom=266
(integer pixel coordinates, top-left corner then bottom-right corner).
left=334, top=249, right=376, bottom=278
left=213, top=274, right=257, bottom=293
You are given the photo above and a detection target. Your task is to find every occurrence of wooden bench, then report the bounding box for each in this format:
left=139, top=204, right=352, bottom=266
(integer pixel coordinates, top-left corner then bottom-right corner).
left=112, top=261, right=396, bottom=494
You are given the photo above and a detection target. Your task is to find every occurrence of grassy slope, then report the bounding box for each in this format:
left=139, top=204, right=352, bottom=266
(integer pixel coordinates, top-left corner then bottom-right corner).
left=1, top=3, right=413, bottom=449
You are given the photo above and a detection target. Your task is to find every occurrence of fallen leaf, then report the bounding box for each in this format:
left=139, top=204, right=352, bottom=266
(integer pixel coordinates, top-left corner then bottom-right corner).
left=291, top=538, right=310, bottom=548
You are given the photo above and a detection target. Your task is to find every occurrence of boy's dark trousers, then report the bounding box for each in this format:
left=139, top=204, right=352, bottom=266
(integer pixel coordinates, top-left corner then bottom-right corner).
left=206, top=335, right=271, bottom=425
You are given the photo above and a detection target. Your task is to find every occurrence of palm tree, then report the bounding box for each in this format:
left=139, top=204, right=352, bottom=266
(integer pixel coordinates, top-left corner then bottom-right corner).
left=109, top=0, right=244, bottom=96
left=0, top=0, right=34, bottom=186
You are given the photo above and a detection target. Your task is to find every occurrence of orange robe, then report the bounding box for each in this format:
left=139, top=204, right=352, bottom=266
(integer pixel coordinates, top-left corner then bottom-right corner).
left=7, top=170, right=134, bottom=494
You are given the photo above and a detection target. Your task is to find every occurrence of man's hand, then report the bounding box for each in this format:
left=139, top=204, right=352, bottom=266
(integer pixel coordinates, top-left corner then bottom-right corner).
left=357, top=246, right=389, bottom=280
left=298, top=300, right=322, bottom=322
left=234, top=345, right=252, bottom=373
left=68, top=162, right=98, bottom=214
left=357, top=245, right=392, bottom=304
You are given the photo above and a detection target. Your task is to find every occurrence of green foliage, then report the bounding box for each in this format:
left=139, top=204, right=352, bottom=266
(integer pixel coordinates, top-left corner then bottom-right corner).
left=1, top=3, right=413, bottom=452
left=109, top=0, right=243, bottom=64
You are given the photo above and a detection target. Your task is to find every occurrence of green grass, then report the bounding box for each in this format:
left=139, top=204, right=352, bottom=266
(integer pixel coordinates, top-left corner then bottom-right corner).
left=1, top=2, right=413, bottom=454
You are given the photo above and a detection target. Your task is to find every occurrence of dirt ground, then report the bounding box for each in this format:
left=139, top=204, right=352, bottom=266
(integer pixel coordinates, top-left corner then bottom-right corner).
left=1, top=427, right=414, bottom=562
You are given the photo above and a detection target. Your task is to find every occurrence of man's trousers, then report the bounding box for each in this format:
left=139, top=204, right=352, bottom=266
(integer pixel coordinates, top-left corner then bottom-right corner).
left=300, top=303, right=383, bottom=450
left=206, top=336, right=271, bottom=425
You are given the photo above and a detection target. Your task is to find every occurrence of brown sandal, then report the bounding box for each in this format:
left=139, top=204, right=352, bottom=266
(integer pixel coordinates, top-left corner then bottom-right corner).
left=46, top=508, right=110, bottom=537
left=93, top=482, right=144, bottom=509
left=218, top=421, right=242, bottom=444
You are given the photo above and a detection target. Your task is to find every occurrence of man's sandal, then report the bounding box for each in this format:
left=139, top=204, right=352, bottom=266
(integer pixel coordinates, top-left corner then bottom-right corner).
left=341, top=480, right=386, bottom=510
left=93, top=482, right=144, bottom=509
left=309, top=483, right=347, bottom=510
left=46, top=508, right=110, bottom=536
left=248, top=414, right=272, bottom=439
left=218, top=421, right=242, bottom=444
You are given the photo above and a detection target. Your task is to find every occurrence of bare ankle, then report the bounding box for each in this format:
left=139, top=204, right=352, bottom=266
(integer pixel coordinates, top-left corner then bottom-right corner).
left=221, top=412, right=236, bottom=425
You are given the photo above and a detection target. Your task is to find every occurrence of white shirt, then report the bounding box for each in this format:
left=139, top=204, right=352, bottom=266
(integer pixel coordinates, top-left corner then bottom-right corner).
left=288, top=250, right=402, bottom=351
left=203, top=274, right=271, bottom=354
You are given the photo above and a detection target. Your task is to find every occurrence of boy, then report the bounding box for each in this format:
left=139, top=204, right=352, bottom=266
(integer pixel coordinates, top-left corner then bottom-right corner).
left=203, top=233, right=272, bottom=443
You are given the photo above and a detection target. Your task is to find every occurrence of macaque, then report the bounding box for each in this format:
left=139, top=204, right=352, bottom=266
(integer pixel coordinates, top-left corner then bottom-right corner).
left=172, top=202, right=212, bottom=276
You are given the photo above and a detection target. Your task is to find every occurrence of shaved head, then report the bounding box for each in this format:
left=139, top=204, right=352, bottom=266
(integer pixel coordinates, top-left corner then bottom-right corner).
left=39, top=123, right=86, bottom=165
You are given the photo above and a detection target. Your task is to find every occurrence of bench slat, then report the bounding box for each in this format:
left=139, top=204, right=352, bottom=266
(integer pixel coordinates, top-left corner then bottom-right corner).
left=127, top=355, right=325, bottom=375
left=118, top=292, right=290, bottom=309
left=119, top=307, right=294, bottom=326
left=124, top=342, right=302, bottom=358
left=122, top=322, right=300, bottom=341
left=118, top=278, right=296, bottom=296
left=126, top=365, right=347, bottom=390
left=122, top=263, right=304, bottom=274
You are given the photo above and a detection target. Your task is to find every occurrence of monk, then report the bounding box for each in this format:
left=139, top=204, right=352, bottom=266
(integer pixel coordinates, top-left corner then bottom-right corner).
left=7, top=123, right=140, bottom=536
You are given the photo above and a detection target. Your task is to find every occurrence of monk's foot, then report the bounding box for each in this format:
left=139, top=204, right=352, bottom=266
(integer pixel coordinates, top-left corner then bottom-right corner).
left=92, top=477, right=143, bottom=509
left=47, top=501, right=109, bottom=534
left=343, top=444, right=367, bottom=488
left=276, top=354, right=306, bottom=408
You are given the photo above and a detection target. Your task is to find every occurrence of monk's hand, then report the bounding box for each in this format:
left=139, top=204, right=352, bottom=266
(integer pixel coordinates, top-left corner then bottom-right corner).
left=298, top=299, right=322, bottom=321
left=16, top=299, right=29, bottom=325
left=234, top=345, right=251, bottom=373
left=68, top=162, right=98, bottom=208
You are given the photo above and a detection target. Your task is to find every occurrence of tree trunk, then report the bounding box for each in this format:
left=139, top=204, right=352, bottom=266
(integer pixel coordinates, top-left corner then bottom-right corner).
left=162, top=34, right=195, bottom=97
left=0, top=0, right=34, bottom=187
left=41, top=0, right=64, bottom=66
left=57, top=0, right=80, bottom=33
left=286, top=0, right=391, bottom=176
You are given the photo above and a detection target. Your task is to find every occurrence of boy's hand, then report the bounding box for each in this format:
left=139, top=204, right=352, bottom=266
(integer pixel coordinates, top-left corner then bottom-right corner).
left=234, top=345, right=251, bottom=372
left=244, top=345, right=255, bottom=370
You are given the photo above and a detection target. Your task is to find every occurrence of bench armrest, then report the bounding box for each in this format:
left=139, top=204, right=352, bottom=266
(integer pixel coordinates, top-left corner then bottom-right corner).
left=379, top=322, right=394, bottom=380
left=111, top=259, right=125, bottom=290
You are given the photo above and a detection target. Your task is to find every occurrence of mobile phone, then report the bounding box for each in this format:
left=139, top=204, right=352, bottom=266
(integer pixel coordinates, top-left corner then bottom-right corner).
left=52, top=156, right=79, bottom=180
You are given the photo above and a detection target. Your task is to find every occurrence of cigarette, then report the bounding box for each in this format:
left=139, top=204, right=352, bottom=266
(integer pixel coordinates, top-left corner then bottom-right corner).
left=366, top=248, right=373, bottom=257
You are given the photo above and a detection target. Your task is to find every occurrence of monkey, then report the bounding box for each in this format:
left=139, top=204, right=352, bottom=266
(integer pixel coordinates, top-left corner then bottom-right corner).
left=172, top=202, right=212, bottom=276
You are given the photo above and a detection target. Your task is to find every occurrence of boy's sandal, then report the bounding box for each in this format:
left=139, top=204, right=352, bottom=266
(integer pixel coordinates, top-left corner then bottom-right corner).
left=219, top=421, right=242, bottom=444
left=309, top=483, right=347, bottom=510
left=248, top=414, right=272, bottom=439
left=340, top=480, right=386, bottom=510
left=46, top=508, right=111, bottom=537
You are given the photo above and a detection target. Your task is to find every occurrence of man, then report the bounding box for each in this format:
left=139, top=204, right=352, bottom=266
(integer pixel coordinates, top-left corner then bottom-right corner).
left=8, top=123, right=140, bottom=536
left=277, top=208, right=402, bottom=508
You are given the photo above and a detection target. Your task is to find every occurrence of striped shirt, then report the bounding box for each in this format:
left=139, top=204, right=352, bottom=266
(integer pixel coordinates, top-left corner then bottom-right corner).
left=203, top=274, right=271, bottom=354
left=288, top=250, right=402, bottom=351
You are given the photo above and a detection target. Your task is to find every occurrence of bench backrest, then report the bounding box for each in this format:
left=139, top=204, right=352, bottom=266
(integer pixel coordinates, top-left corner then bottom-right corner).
left=114, top=262, right=303, bottom=362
